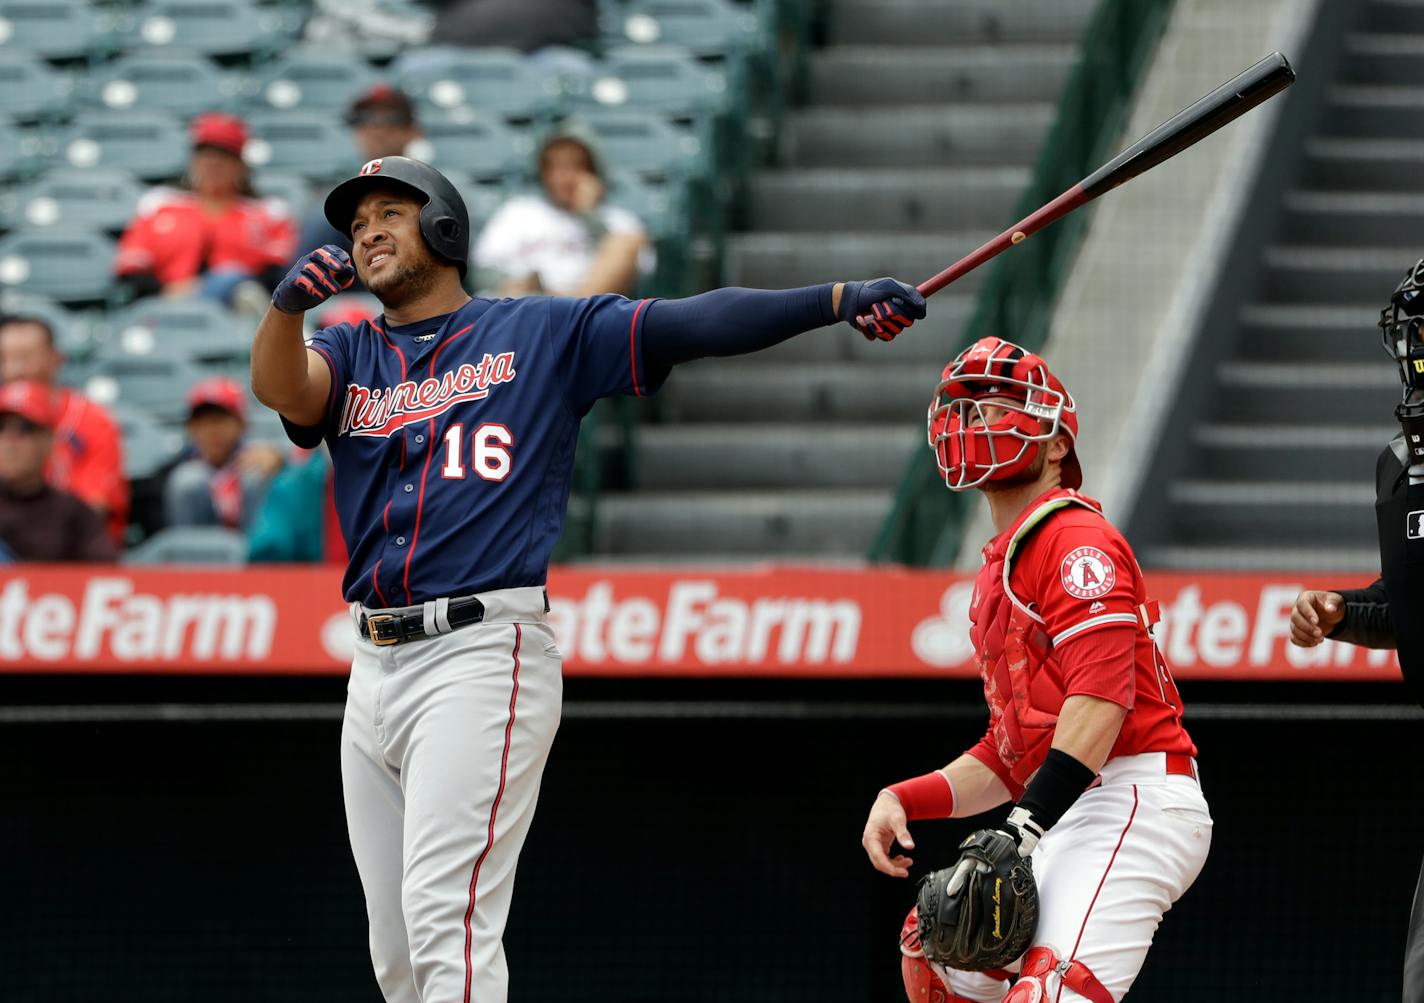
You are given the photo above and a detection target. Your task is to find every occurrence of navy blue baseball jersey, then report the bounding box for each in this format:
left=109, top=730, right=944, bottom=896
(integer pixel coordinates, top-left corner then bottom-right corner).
left=283, top=294, right=662, bottom=607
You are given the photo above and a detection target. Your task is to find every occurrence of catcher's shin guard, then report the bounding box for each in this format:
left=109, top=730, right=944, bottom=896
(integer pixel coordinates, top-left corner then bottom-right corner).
left=900, top=907, right=979, bottom=1003
left=1002, top=947, right=1113, bottom=1003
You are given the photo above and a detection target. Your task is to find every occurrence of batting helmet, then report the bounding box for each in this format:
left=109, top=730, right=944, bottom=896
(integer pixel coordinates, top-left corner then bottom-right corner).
left=927, top=337, right=1081, bottom=492
left=324, top=156, right=469, bottom=276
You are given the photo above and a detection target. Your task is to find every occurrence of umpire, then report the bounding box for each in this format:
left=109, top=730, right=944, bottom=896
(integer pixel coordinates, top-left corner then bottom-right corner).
left=1290, top=258, right=1424, bottom=1002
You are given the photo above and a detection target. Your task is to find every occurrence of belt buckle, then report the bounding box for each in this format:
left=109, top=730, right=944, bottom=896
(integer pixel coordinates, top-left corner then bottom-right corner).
left=366, top=613, right=401, bottom=646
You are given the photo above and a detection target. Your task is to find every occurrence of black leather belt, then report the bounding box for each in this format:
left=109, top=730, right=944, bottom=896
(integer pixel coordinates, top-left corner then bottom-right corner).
left=359, top=596, right=486, bottom=646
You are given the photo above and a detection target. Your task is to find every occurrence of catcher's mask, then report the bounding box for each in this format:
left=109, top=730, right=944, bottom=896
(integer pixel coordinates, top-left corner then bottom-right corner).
left=927, top=337, right=1081, bottom=491
left=1379, top=259, right=1424, bottom=465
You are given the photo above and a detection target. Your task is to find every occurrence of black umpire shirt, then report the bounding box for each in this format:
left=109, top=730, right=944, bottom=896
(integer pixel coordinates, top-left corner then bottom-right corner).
left=1329, top=434, right=1424, bottom=705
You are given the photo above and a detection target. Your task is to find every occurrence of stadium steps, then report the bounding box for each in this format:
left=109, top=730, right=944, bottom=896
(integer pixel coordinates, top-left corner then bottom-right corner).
left=595, top=0, right=1091, bottom=559
left=1135, top=1, right=1411, bottom=572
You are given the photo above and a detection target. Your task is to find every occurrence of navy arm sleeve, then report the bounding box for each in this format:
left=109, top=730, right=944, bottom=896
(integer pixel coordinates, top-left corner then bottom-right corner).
left=1328, top=577, right=1397, bottom=649
left=641, top=284, right=838, bottom=377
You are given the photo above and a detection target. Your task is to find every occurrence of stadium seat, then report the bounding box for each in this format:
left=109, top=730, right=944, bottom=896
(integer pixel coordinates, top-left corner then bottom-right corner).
left=0, top=229, right=117, bottom=305
left=557, top=110, right=705, bottom=181
left=243, top=111, right=362, bottom=181
left=0, top=168, right=144, bottom=234
left=0, top=50, right=76, bottom=122
left=604, top=169, right=684, bottom=239
left=123, top=526, right=249, bottom=565
left=60, top=110, right=189, bottom=181
left=111, top=404, right=184, bottom=480
left=393, top=48, right=561, bottom=123
left=0, top=0, right=120, bottom=62
left=444, top=172, right=507, bottom=233
left=252, top=171, right=315, bottom=217
left=101, top=298, right=251, bottom=369
left=128, top=0, right=291, bottom=59
left=84, top=51, right=241, bottom=120
left=409, top=113, right=534, bottom=182
left=252, top=48, right=380, bottom=113
left=576, top=46, right=728, bottom=117
left=79, top=353, right=206, bottom=424
left=0, top=121, right=50, bottom=181
left=599, top=0, right=764, bottom=59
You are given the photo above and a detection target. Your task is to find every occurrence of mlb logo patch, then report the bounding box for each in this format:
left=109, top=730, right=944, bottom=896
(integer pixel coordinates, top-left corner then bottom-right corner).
left=1408, top=510, right=1424, bottom=541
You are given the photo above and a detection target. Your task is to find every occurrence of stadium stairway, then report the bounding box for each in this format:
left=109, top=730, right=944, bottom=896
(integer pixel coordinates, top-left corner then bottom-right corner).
left=594, top=0, right=1093, bottom=559
left=1133, top=0, right=1419, bottom=572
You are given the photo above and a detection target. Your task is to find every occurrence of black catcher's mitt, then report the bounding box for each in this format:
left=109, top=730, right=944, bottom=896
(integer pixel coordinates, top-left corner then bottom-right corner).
left=913, top=828, right=1039, bottom=972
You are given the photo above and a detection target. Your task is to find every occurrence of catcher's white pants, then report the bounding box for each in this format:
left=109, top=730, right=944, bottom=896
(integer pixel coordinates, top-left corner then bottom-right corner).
left=934, top=753, right=1213, bottom=1002
left=340, top=587, right=561, bottom=1003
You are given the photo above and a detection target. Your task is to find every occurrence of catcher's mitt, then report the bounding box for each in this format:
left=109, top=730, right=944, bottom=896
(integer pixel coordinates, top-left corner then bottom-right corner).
left=913, top=828, right=1038, bottom=972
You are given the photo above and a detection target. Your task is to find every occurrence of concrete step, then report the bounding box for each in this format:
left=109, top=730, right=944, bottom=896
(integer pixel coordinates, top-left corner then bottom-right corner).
left=722, top=231, right=995, bottom=290
left=595, top=488, right=892, bottom=555
left=825, top=0, right=1095, bottom=46
left=1260, top=245, right=1408, bottom=302
left=1236, top=303, right=1387, bottom=362
left=1140, top=544, right=1382, bottom=572
left=1323, top=85, right=1424, bottom=136
left=1300, top=138, right=1424, bottom=190
left=1363, top=0, right=1424, bottom=35
left=1341, top=33, right=1424, bottom=85
left=753, top=296, right=974, bottom=365
left=1213, top=360, right=1399, bottom=423
left=781, top=105, right=1054, bottom=168
left=1280, top=189, right=1424, bottom=245
left=1163, top=480, right=1379, bottom=546
left=634, top=423, right=917, bottom=489
left=659, top=361, right=933, bottom=423
left=1190, top=423, right=1397, bottom=481
left=808, top=46, right=1077, bottom=106
left=747, top=167, right=1029, bottom=233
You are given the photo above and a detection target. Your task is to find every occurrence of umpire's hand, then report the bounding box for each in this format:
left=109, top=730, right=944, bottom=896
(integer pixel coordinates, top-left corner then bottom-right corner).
left=1289, top=589, right=1345, bottom=647
left=272, top=244, right=355, bottom=315
left=838, top=277, right=927, bottom=342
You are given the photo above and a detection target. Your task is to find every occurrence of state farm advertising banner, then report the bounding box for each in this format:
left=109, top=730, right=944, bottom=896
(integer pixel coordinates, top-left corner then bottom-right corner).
left=0, top=566, right=1400, bottom=680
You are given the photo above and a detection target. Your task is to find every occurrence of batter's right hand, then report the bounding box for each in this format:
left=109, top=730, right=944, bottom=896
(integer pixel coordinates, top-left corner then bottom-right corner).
left=862, top=791, right=915, bottom=878
left=1289, top=589, right=1345, bottom=647
left=272, top=244, right=355, bottom=315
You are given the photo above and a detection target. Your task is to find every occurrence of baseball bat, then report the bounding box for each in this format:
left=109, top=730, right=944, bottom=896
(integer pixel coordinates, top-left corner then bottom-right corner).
left=916, top=51, right=1296, bottom=298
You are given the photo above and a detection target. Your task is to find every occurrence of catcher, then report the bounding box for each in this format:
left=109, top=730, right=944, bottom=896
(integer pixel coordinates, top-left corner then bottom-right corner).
left=861, top=338, right=1212, bottom=1002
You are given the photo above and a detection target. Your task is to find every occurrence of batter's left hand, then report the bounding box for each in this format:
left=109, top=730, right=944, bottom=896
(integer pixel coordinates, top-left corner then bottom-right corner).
left=838, top=277, right=927, bottom=342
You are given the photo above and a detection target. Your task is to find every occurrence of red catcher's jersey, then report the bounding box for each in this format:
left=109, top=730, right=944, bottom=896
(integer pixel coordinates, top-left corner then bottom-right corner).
left=966, top=488, right=1195, bottom=796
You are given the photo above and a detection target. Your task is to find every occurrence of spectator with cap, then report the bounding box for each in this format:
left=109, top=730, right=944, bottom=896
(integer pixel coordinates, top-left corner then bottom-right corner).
left=0, top=314, right=128, bottom=544
left=0, top=381, right=117, bottom=562
left=474, top=127, right=652, bottom=297
left=296, top=85, right=424, bottom=259
left=115, top=112, right=297, bottom=310
left=164, top=376, right=284, bottom=532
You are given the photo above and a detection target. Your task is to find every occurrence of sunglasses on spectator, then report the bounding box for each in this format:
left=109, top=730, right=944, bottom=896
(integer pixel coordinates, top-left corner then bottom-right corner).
left=0, top=416, right=45, bottom=436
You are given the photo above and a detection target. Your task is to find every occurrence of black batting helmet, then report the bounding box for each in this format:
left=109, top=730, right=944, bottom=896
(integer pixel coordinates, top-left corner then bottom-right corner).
left=324, top=156, right=469, bottom=276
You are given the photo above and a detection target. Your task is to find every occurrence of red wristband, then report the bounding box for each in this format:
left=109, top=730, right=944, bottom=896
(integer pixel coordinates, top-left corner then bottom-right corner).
left=884, top=771, right=955, bottom=821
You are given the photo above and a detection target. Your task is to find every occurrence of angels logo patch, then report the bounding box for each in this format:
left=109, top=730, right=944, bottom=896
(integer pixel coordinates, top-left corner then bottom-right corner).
left=1060, top=546, right=1115, bottom=600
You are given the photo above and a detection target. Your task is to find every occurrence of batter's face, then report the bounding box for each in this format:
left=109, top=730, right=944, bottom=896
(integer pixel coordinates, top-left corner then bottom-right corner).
left=350, top=190, right=443, bottom=305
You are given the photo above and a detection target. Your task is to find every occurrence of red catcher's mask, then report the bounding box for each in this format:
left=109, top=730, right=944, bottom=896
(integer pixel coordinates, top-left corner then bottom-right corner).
left=927, top=337, right=1081, bottom=492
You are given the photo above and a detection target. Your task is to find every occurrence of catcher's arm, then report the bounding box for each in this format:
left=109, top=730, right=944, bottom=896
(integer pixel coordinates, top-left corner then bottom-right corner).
left=1050, top=694, right=1128, bottom=773
left=862, top=755, right=1010, bottom=878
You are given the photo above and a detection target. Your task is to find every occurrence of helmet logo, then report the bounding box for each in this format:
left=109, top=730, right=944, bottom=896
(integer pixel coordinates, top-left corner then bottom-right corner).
left=360, top=159, right=383, bottom=176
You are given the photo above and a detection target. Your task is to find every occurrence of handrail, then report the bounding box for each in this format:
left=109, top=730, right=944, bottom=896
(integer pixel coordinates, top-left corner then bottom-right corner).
left=868, top=0, right=1175, bottom=566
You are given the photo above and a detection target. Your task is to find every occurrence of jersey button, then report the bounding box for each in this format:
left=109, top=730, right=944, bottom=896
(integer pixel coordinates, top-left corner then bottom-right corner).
left=404, top=484, right=413, bottom=493
left=395, top=536, right=406, bottom=546
left=414, top=434, right=425, bottom=444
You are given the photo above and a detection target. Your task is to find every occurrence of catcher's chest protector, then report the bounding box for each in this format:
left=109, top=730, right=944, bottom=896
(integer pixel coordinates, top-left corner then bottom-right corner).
left=970, top=490, right=1101, bottom=788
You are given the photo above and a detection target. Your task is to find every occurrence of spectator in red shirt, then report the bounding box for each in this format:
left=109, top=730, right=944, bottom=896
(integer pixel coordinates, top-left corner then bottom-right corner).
left=115, top=112, right=297, bottom=311
left=0, top=315, right=128, bottom=543
left=164, top=376, right=284, bottom=531
left=0, top=381, right=117, bottom=562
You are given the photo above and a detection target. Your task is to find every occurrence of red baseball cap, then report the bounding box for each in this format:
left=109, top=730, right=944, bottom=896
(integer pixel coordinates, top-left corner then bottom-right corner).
left=0, top=380, right=54, bottom=428
left=186, top=376, right=246, bottom=419
left=190, top=112, right=249, bottom=157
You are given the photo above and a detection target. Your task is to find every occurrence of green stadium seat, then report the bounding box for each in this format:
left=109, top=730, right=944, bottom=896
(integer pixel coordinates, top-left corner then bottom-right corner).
left=604, top=169, right=685, bottom=239
left=0, top=121, right=50, bottom=181
left=445, top=172, right=509, bottom=233
left=243, top=111, right=361, bottom=182
left=0, top=0, right=121, bottom=62
left=558, top=110, right=706, bottom=182
left=77, top=353, right=205, bottom=423
left=578, top=46, right=729, bottom=118
left=252, top=171, right=315, bottom=217
left=410, top=113, right=535, bottom=183
left=0, top=228, right=117, bottom=305
left=394, top=48, right=561, bottom=123
left=123, top=526, right=249, bottom=565
left=599, top=0, right=764, bottom=59
left=85, top=52, right=241, bottom=120
left=60, top=110, right=189, bottom=181
left=0, top=168, right=144, bottom=234
left=100, top=298, right=251, bottom=370
left=0, top=50, right=77, bottom=122
left=253, top=48, right=380, bottom=114
left=111, top=404, right=185, bottom=479
left=128, top=0, right=291, bottom=59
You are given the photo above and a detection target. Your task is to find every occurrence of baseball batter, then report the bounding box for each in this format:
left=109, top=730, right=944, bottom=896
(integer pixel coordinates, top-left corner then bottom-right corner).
left=861, top=338, right=1212, bottom=1002
left=249, top=156, right=927, bottom=1003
